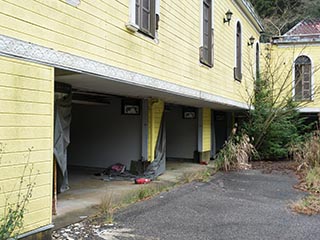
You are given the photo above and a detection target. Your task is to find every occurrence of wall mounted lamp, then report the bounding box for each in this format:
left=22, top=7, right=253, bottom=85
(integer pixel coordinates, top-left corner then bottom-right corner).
left=248, top=36, right=255, bottom=47
left=223, top=10, right=233, bottom=25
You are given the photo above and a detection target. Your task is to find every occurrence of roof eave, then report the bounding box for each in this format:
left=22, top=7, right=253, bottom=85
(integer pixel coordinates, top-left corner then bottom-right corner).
left=234, top=0, right=265, bottom=32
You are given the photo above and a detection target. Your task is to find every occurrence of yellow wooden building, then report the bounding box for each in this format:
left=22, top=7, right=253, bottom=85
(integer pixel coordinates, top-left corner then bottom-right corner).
left=263, top=19, right=320, bottom=120
left=0, top=0, right=263, bottom=238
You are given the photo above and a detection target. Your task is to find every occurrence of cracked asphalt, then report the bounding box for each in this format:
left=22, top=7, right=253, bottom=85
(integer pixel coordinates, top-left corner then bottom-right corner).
left=111, top=170, right=320, bottom=240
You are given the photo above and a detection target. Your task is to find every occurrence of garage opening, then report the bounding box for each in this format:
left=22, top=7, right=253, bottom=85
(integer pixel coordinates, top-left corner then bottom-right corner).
left=53, top=71, right=144, bottom=216
left=212, top=111, right=232, bottom=156
left=165, top=104, right=198, bottom=162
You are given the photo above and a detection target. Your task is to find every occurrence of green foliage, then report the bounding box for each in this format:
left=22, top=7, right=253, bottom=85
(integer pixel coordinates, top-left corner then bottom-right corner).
left=242, top=75, right=310, bottom=160
left=250, top=0, right=320, bottom=40
left=0, top=148, right=37, bottom=240
left=250, top=0, right=302, bottom=18
left=180, top=168, right=214, bottom=183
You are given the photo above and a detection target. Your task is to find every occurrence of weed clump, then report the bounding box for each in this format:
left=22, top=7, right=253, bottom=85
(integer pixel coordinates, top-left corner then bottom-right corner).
left=0, top=148, right=37, bottom=239
left=290, top=133, right=320, bottom=215
left=100, top=194, right=114, bottom=224
left=214, top=131, right=257, bottom=171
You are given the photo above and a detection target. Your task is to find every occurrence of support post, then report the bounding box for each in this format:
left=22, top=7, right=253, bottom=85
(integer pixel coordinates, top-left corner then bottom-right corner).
left=147, top=99, right=164, bottom=161
left=198, top=108, right=212, bottom=164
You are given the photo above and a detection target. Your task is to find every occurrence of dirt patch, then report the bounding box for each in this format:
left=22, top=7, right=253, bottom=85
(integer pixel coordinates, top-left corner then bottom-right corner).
left=251, top=160, right=298, bottom=174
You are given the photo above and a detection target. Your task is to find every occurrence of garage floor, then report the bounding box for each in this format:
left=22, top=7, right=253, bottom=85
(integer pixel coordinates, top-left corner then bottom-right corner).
left=53, top=161, right=211, bottom=229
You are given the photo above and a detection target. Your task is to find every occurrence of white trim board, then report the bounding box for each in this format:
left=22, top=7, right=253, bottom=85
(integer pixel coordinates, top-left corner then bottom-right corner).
left=0, top=34, right=248, bottom=110
left=299, top=107, right=320, bottom=113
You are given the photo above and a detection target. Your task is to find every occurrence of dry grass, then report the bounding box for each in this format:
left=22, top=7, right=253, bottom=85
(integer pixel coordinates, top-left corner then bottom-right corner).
left=99, top=194, right=114, bottom=224
left=214, top=134, right=257, bottom=171
left=289, top=133, right=320, bottom=215
left=291, top=195, right=320, bottom=215
left=180, top=168, right=214, bottom=183
left=290, top=133, right=320, bottom=170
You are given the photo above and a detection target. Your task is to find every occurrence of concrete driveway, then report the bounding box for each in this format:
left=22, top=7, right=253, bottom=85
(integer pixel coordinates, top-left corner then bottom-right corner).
left=105, top=170, right=320, bottom=240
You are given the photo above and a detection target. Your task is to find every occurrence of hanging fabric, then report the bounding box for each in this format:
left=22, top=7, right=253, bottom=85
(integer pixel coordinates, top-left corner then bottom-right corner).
left=54, top=92, right=72, bottom=193
left=143, top=114, right=166, bottom=179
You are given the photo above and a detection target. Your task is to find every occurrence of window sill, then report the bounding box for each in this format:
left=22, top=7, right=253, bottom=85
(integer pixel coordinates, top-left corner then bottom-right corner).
left=234, top=67, right=242, bottom=82
left=199, top=60, right=213, bottom=68
left=126, top=23, right=159, bottom=44
left=126, top=22, right=140, bottom=32
left=294, top=99, right=313, bottom=102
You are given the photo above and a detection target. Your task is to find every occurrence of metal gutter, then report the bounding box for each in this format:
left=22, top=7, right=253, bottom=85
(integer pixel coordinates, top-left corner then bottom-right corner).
left=273, top=36, right=320, bottom=45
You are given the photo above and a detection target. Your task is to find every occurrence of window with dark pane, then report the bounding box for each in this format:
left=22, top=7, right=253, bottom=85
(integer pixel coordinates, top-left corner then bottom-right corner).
left=256, top=43, right=260, bottom=79
left=200, top=0, right=213, bottom=67
left=294, top=56, right=311, bottom=101
left=234, top=22, right=242, bottom=81
left=135, top=0, right=156, bottom=38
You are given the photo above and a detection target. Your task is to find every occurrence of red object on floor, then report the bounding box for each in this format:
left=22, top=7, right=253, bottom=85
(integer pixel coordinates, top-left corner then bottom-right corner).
left=135, top=178, right=151, bottom=184
left=200, top=161, right=208, bottom=165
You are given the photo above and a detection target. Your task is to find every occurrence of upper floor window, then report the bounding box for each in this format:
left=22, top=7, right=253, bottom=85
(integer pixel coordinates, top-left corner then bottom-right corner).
left=200, top=0, right=213, bottom=67
left=256, top=42, right=260, bottom=79
left=295, top=56, right=312, bottom=101
left=234, top=21, right=242, bottom=81
left=136, top=0, right=156, bottom=38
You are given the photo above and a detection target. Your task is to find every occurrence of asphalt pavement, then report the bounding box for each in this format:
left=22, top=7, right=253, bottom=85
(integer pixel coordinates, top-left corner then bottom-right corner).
left=105, top=170, right=320, bottom=240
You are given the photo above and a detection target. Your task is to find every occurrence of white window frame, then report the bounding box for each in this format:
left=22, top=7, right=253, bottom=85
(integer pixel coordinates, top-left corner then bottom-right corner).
left=292, top=54, right=314, bottom=101
left=127, top=0, right=160, bottom=41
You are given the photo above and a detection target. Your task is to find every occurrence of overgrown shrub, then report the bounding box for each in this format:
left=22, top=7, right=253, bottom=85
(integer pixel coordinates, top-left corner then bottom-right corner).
left=242, top=69, right=311, bottom=160
left=290, top=132, right=320, bottom=169
left=214, top=131, right=257, bottom=171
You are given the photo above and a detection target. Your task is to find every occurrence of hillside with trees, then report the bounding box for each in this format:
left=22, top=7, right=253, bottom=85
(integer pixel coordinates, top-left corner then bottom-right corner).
left=249, top=0, right=320, bottom=40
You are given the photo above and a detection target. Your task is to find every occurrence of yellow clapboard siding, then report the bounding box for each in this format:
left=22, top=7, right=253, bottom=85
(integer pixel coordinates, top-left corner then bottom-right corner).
left=0, top=162, right=51, bottom=181
left=0, top=58, right=52, bottom=80
left=0, top=150, right=51, bottom=167
left=0, top=86, right=52, bottom=103
left=0, top=0, right=259, bottom=104
left=0, top=139, right=52, bottom=154
left=22, top=208, right=52, bottom=233
left=0, top=114, right=52, bottom=127
left=0, top=73, right=52, bottom=92
left=0, top=100, right=51, bottom=115
left=0, top=184, right=51, bottom=207
left=22, top=218, right=52, bottom=235
left=0, top=127, right=51, bottom=140
left=0, top=56, right=53, bottom=234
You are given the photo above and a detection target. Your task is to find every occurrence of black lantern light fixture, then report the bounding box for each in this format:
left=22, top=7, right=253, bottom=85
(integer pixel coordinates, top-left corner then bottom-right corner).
left=223, top=10, right=233, bottom=25
left=248, top=36, right=255, bottom=47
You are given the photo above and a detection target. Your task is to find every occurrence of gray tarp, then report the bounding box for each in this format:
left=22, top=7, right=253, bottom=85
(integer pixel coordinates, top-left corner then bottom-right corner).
left=54, top=93, right=72, bottom=193
left=143, top=114, right=166, bottom=179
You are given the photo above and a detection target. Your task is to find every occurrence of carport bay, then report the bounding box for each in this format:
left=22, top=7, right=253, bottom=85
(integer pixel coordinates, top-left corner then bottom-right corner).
left=52, top=68, right=238, bottom=222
